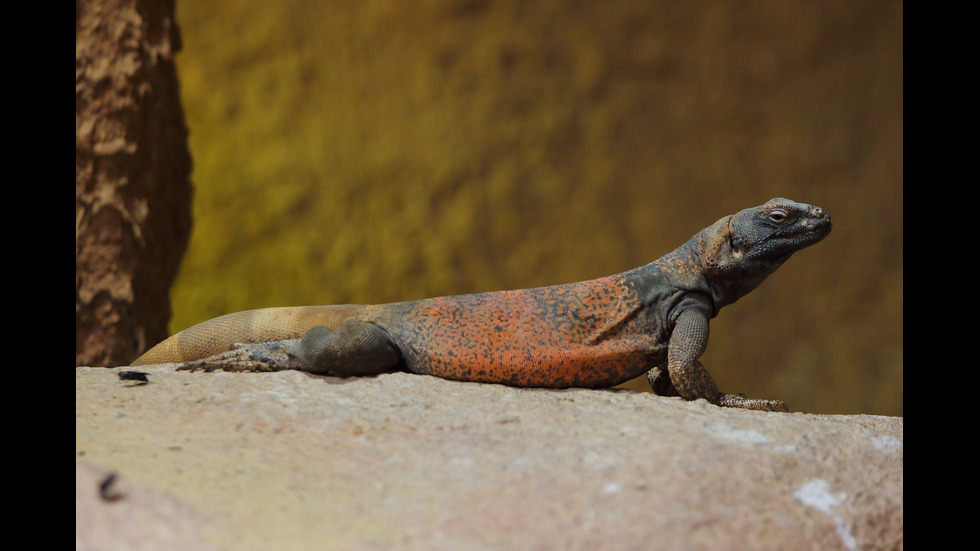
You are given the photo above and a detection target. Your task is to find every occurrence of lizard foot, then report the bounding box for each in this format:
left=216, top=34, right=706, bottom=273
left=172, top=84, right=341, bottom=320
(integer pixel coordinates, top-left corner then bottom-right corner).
left=176, top=340, right=304, bottom=373
left=646, top=366, right=680, bottom=397
left=717, top=393, right=789, bottom=412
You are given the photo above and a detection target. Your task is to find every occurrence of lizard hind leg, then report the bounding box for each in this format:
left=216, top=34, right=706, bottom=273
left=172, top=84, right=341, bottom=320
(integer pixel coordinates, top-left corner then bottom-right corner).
left=299, top=321, right=404, bottom=376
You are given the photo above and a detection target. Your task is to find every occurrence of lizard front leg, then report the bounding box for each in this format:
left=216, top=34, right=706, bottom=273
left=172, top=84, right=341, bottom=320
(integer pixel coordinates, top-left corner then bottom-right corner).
left=660, top=309, right=788, bottom=412
left=177, top=321, right=403, bottom=376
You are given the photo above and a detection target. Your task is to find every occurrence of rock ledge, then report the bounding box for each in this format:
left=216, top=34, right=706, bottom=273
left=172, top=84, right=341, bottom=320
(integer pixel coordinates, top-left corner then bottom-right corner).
left=76, top=366, right=902, bottom=551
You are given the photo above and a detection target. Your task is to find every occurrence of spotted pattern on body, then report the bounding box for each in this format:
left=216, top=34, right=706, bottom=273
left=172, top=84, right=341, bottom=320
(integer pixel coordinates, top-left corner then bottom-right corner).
left=378, top=273, right=668, bottom=388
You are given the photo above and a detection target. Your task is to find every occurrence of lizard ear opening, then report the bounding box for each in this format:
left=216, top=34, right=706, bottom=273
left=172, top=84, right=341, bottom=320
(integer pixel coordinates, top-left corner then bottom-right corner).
left=700, top=215, right=735, bottom=270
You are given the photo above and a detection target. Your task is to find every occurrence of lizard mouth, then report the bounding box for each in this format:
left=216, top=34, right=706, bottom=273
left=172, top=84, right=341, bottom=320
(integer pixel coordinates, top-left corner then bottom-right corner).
left=801, top=212, right=833, bottom=243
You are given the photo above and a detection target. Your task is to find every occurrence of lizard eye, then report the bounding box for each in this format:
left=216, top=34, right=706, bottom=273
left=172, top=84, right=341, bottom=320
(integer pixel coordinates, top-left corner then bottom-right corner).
left=767, top=209, right=789, bottom=224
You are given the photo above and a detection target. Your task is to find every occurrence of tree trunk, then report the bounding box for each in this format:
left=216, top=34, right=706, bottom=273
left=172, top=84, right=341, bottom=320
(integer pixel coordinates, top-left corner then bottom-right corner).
left=76, top=0, right=192, bottom=366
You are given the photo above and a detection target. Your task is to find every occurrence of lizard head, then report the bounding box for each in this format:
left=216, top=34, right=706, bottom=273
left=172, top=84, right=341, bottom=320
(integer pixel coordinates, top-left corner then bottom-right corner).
left=727, top=198, right=832, bottom=263
left=700, top=198, right=831, bottom=308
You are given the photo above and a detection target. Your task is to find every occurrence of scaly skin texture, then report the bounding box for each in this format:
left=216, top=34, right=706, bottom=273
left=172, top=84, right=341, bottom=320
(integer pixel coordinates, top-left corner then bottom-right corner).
left=133, top=198, right=831, bottom=411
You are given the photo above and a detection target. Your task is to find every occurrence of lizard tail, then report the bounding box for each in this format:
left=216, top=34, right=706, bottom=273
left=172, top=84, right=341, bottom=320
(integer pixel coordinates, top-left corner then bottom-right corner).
left=130, top=305, right=364, bottom=365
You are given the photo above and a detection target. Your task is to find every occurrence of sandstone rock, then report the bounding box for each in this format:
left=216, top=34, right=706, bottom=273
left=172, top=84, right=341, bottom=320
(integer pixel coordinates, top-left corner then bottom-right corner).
left=76, top=366, right=902, bottom=550
left=76, top=460, right=216, bottom=551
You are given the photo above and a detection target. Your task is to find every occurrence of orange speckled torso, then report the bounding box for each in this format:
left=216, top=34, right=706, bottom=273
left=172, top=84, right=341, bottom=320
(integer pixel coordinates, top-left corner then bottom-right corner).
left=365, top=269, right=677, bottom=388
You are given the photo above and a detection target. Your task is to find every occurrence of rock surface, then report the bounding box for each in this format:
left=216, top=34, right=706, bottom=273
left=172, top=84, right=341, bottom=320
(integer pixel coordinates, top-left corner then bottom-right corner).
left=76, top=366, right=902, bottom=550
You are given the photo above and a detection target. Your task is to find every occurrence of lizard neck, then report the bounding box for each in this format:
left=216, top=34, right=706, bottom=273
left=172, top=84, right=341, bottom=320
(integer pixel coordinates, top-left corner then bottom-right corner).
left=620, top=243, right=717, bottom=319
left=623, top=216, right=771, bottom=320
left=689, top=216, right=793, bottom=313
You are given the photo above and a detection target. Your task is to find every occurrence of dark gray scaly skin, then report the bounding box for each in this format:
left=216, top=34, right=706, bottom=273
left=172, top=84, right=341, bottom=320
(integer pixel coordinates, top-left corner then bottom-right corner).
left=170, top=198, right=831, bottom=411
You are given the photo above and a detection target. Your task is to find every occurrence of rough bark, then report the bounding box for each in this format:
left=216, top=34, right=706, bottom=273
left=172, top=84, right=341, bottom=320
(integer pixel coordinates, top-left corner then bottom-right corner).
left=76, top=0, right=192, bottom=366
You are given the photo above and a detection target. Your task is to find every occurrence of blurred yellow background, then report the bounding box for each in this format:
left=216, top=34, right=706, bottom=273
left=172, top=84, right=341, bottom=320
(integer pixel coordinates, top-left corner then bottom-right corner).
left=170, top=1, right=902, bottom=415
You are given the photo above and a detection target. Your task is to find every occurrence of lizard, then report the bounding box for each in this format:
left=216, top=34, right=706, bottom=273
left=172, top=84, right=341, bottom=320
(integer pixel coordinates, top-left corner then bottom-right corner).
left=132, top=198, right=831, bottom=411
